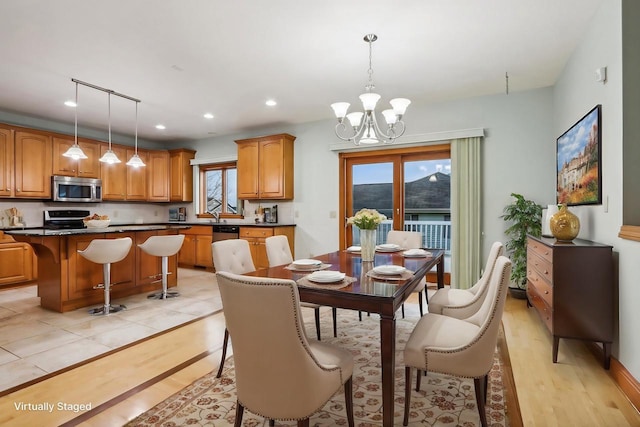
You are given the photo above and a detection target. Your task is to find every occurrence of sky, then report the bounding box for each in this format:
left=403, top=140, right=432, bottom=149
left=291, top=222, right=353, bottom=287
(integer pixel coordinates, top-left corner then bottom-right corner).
left=353, top=159, right=451, bottom=185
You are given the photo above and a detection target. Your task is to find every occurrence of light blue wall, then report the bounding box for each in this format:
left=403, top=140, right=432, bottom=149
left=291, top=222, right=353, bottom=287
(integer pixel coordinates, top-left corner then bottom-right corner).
left=554, top=0, right=639, bottom=381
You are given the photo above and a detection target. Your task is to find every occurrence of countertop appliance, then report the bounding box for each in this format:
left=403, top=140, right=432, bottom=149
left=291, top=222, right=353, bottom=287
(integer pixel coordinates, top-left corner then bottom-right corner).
left=44, top=209, right=90, bottom=229
left=212, top=224, right=239, bottom=241
left=264, top=205, right=278, bottom=223
left=169, top=207, right=186, bottom=222
left=52, top=176, right=102, bottom=203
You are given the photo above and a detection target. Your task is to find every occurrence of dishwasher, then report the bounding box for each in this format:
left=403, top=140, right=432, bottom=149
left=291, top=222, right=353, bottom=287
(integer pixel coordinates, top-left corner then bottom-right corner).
left=212, top=224, right=240, bottom=242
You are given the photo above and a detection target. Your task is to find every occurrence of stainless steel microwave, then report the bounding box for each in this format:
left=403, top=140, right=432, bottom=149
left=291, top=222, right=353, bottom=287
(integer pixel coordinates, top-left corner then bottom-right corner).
left=51, top=176, right=102, bottom=202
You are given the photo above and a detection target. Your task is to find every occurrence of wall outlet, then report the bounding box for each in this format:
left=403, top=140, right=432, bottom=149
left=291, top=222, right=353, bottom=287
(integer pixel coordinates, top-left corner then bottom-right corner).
left=154, top=210, right=158, bottom=217
left=329, top=210, right=337, bottom=219
left=113, top=210, right=118, bottom=218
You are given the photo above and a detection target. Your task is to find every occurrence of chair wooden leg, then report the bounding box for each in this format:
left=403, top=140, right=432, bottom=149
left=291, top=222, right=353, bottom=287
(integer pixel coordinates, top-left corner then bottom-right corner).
left=401, top=303, right=405, bottom=318
left=332, top=307, right=338, bottom=337
left=483, top=374, right=488, bottom=402
left=269, top=420, right=275, bottom=426
left=418, top=291, right=424, bottom=316
left=314, top=307, right=321, bottom=340
left=474, top=377, right=488, bottom=427
left=216, top=328, right=229, bottom=378
left=297, top=418, right=310, bottom=427
left=344, top=376, right=354, bottom=427
left=234, top=400, right=244, bottom=427
left=416, top=368, right=422, bottom=391
left=403, top=366, right=412, bottom=426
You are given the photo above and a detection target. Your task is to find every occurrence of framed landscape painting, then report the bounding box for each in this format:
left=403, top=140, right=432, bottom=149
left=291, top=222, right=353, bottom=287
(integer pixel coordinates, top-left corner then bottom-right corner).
left=556, top=104, right=602, bottom=206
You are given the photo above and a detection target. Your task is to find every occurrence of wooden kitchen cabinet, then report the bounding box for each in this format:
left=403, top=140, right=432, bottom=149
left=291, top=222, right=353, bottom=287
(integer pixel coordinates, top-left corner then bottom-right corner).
left=0, top=231, right=36, bottom=287
left=178, top=226, right=213, bottom=268
left=526, top=236, right=613, bottom=369
left=52, top=136, right=101, bottom=178
left=0, top=126, right=14, bottom=197
left=235, top=133, right=295, bottom=200
left=169, top=148, right=195, bottom=202
left=239, top=226, right=295, bottom=269
left=147, top=150, right=170, bottom=201
left=126, top=148, right=148, bottom=201
left=13, top=130, right=52, bottom=198
left=100, top=144, right=128, bottom=200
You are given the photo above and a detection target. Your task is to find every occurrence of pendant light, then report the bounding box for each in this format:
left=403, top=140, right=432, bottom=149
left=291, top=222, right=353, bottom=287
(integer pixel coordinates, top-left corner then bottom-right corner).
left=99, top=92, right=121, bottom=164
left=62, top=81, right=88, bottom=159
left=126, top=101, right=145, bottom=167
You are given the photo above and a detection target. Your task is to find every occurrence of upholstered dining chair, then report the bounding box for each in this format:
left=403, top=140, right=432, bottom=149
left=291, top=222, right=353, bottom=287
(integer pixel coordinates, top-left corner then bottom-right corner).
left=428, top=241, right=504, bottom=319
left=387, top=230, right=428, bottom=317
left=265, top=235, right=337, bottom=340
left=211, top=239, right=256, bottom=378
left=402, top=256, right=512, bottom=427
left=216, top=271, right=355, bottom=427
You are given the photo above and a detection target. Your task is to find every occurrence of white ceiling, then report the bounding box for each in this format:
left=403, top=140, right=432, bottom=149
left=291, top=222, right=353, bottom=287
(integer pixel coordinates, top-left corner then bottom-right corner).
left=0, top=0, right=604, bottom=142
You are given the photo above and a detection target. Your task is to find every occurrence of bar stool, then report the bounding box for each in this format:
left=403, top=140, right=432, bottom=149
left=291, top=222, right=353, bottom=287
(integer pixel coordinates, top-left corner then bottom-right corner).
left=138, top=234, right=185, bottom=299
left=78, top=237, right=133, bottom=315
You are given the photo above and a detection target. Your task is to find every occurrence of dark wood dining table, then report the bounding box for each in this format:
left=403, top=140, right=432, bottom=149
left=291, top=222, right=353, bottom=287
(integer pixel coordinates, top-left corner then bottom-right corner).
left=245, top=248, right=445, bottom=427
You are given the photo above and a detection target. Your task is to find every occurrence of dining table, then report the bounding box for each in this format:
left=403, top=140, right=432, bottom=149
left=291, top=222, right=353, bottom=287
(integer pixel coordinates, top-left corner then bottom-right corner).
left=245, top=247, right=445, bottom=427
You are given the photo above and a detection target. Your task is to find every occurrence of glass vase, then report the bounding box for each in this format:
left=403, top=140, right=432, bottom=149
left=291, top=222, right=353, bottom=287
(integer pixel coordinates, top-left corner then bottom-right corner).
left=360, top=228, right=377, bottom=262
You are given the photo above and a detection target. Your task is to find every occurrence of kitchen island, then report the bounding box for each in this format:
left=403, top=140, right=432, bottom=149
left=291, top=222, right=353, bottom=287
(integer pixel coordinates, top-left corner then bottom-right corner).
left=6, top=225, right=189, bottom=312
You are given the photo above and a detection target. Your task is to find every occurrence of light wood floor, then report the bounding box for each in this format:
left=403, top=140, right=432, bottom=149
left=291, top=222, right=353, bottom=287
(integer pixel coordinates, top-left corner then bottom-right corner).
left=0, top=291, right=638, bottom=426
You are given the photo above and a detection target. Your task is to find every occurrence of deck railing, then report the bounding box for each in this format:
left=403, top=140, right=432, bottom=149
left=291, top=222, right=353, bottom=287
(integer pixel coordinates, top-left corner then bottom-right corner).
left=352, top=220, right=452, bottom=253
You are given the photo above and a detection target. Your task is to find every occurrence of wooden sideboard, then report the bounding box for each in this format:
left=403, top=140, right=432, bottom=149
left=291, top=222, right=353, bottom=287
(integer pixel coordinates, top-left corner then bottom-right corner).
left=526, top=235, right=614, bottom=369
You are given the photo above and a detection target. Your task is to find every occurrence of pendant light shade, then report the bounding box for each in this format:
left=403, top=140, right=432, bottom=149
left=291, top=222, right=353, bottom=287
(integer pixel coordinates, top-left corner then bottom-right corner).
left=62, top=81, right=88, bottom=159
left=126, top=101, right=145, bottom=167
left=99, top=92, right=121, bottom=164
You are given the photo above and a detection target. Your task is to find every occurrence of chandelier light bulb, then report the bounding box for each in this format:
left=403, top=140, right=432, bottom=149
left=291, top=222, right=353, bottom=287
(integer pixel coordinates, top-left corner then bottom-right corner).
left=331, top=34, right=410, bottom=145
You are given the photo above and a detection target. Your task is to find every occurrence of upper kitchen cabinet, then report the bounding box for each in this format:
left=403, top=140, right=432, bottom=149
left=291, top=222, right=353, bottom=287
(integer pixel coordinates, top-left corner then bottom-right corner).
left=147, top=150, right=170, bottom=202
left=14, top=130, right=52, bottom=198
left=52, top=136, right=101, bottom=178
left=126, top=148, right=149, bottom=201
left=235, top=133, right=295, bottom=200
left=169, top=148, right=195, bottom=202
left=100, top=144, right=128, bottom=200
left=0, top=126, right=13, bottom=197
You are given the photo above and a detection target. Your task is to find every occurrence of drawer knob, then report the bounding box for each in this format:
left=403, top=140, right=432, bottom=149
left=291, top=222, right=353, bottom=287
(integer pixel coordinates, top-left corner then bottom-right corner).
left=544, top=290, right=549, bottom=294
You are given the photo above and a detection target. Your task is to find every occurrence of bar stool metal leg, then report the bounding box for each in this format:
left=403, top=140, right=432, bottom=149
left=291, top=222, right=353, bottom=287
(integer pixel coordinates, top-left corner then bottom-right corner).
left=148, top=255, right=180, bottom=299
left=88, top=262, right=126, bottom=315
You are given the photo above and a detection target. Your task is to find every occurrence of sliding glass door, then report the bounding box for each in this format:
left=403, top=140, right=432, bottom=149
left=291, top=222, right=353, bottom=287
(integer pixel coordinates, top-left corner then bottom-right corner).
left=340, top=145, right=451, bottom=250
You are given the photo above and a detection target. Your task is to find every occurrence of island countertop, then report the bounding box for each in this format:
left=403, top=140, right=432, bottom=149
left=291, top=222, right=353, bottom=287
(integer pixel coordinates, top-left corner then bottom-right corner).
left=4, top=224, right=191, bottom=237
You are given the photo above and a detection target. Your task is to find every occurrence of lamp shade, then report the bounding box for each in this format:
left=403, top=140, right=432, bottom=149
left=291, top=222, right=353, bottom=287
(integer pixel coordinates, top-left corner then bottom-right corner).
left=62, top=144, right=88, bottom=160
left=126, top=153, right=146, bottom=167
left=381, top=109, right=398, bottom=125
left=346, top=112, right=364, bottom=127
left=359, top=93, right=381, bottom=111
left=330, top=102, right=350, bottom=119
left=390, top=98, right=411, bottom=116
left=99, top=149, right=121, bottom=164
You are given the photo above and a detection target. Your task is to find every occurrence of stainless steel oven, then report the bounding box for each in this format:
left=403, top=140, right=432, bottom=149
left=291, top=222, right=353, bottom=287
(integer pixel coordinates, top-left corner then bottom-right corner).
left=51, top=176, right=102, bottom=202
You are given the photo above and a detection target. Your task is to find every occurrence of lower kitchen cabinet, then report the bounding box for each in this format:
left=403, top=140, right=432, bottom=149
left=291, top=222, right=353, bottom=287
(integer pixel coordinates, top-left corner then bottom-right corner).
left=239, top=226, right=295, bottom=270
left=0, top=231, right=37, bottom=287
left=178, top=226, right=213, bottom=268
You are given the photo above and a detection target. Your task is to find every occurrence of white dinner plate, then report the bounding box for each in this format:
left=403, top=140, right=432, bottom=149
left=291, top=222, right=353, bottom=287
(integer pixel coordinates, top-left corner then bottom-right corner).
left=376, top=243, right=402, bottom=252
left=372, top=265, right=406, bottom=275
left=402, top=249, right=431, bottom=257
left=346, top=246, right=361, bottom=252
left=307, top=271, right=346, bottom=283
left=292, top=259, right=322, bottom=268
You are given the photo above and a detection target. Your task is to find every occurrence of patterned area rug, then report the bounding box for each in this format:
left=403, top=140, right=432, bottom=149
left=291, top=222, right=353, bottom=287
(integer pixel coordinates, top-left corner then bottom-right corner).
left=126, top=309, right=511, bottom=426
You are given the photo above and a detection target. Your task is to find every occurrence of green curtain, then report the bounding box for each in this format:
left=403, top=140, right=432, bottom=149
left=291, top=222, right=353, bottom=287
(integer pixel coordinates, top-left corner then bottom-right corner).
left=450, top=137, right=482, bottom=289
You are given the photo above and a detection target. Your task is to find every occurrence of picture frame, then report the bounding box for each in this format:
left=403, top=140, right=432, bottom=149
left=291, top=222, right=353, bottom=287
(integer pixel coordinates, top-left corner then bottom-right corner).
left=556, top=104, right=602, bottom=206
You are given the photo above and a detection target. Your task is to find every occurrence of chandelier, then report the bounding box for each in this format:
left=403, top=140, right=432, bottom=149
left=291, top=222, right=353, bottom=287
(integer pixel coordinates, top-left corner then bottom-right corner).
left=331, top=34, right=410, bottom=145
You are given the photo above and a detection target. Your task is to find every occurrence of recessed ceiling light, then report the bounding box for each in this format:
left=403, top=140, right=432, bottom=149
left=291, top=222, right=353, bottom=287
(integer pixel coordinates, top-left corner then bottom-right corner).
left=203, top=113, right=214, bottom=119
left=155, top=124, right=166, bottom=130
left=64, top=100, right=77, bottom=107
left=265, top=99, right=277, bottom=107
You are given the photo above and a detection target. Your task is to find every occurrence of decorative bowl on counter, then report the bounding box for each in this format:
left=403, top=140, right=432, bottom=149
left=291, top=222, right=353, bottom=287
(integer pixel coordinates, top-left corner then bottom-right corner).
left=84, top=219, right=111, bottom=228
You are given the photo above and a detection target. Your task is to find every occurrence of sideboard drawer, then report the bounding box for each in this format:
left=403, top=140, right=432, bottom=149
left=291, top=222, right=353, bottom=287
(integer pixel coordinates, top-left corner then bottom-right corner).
left=528, top=250, right=553, bottom=283
left=239, top=227, right=275, bottom=238
left=527, top=285, right=553, bottom=333
left=527, top=237, right=553, bottom=263
left=528, top=269, right=553, bottom=307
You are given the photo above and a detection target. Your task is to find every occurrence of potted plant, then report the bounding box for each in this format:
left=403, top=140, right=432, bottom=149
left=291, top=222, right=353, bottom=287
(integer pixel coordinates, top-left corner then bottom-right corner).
left=501, top=193, right=543, bottom=298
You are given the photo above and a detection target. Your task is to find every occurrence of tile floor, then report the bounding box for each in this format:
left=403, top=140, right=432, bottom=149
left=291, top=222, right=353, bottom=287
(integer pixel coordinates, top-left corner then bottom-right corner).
left=0, top=268, right=222, bottom=393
